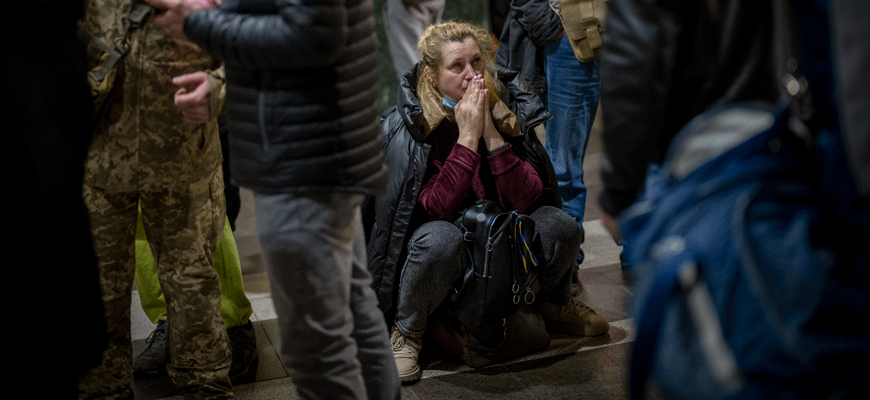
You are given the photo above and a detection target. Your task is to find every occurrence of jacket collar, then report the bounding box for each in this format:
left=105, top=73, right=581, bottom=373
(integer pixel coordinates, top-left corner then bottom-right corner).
left=401, top=65, right=523, bottom=140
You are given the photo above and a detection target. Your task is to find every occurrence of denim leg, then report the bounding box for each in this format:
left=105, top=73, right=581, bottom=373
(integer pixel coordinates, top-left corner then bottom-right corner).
left=543, top=36, right=600, bottom=231
left=529, top=206, right=583, bottom=305
left=254, top=192, right=399, bottom=400
left=395, top=221, right=467, bottom=336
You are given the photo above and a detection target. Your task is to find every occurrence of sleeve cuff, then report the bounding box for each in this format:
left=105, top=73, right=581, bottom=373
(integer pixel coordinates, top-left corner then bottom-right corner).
left=486, top=142, right=510, bottom=156
left=206, top=65, right=225, bottom=120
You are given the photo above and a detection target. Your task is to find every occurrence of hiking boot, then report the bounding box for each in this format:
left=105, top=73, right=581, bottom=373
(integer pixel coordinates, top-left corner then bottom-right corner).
left=228, top=320, right=259, bottom=379
left=390, top=325, right=422, bottom=383
left=133, top=319, right=168, bottom=376
left=535, top=298, right=609, bottom=337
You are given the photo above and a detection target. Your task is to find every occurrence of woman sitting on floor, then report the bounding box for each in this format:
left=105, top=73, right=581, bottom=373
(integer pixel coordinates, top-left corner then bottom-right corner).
left=366, top=21, right=609, bottom=383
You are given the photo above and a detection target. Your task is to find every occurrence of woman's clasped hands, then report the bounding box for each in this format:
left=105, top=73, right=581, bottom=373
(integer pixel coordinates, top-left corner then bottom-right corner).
left=454, top=75, right=504, bottom=152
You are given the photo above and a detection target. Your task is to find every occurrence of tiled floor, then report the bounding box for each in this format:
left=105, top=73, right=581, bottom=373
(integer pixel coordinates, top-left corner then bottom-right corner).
left=127, top=112, right=650, bottom=399
left=130, top=222, right=639, bottom=400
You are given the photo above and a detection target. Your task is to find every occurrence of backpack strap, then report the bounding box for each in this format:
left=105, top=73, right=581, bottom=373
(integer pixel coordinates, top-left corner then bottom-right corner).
left=81, top=1, right=151, bottom=83
left=629, top=238, right=744, bottom=400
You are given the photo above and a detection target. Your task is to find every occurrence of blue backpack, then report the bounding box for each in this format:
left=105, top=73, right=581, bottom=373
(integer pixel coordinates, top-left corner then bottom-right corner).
left=623, top=101, right=870, bottom=400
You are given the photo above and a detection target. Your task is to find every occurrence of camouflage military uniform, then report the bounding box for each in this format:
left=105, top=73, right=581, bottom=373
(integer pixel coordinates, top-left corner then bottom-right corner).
left=77, top=1, right=232, bottom=398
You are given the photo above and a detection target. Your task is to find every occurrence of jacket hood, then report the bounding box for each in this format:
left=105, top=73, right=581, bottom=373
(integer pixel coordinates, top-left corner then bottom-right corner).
left=396, top=65, right=426, bottom=142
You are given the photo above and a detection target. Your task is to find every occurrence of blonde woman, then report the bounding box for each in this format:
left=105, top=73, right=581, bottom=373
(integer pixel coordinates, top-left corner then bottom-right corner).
left=366, top=21, right=609, bottom=383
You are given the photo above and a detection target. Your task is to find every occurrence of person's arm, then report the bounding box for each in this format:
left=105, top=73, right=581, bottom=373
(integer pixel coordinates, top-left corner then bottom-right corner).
left=169, top=62, right=223, bottom=124
left=598, top=0, right=670, bottom=236
left=480, top=77, right=506, bottom=151
left=417, top=143, right=479, bottom=221
left=511, top=0, right=563, bottom=46
left=204, top=64, right=225, bottom=120
left=417, top=137, right=542, bottom=220
left=453, top=75, right=488, bottom=152
left=147, top=0, right=348, bottom=69
left=480, top=86, right=542, bottom=213
left=487, top=144, right=542, bottom=214
left=171, top=71, right=209, bottom=124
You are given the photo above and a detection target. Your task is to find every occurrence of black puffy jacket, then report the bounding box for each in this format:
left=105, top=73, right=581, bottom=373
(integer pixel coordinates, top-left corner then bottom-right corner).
left=184, top=0, right=387, bottom=195
left=364, top=64, right=554, bottom=314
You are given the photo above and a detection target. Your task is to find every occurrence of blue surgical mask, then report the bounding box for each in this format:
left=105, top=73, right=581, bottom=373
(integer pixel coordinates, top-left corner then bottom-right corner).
left=442, top=94, right=459, bottom=109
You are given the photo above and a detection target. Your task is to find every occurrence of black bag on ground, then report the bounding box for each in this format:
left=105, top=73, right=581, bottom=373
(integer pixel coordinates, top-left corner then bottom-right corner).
left=450, top=199, right=541, bottom=329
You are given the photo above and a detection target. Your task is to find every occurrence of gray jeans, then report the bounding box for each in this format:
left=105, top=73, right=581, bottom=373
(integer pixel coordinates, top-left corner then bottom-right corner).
left=254, top=191, right=400, bottom=400
left=395, top=205, right=581, bottom=337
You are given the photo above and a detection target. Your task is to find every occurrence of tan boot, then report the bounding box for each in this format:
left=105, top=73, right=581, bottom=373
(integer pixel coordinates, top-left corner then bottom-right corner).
left=390, top=325, right=422, bottom=382
left=535, top=298, right=609, bottom=337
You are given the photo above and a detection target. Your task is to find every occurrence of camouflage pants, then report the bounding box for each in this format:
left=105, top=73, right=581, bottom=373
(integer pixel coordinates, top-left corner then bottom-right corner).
left=78, top=166, right=233, bottom=400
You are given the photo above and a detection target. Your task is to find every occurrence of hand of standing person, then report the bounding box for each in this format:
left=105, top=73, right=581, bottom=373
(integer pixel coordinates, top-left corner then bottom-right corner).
left=172, top=71, right=212, bottom=124
left=454, top=75, right=487, bottom=152
left=145, top=0, right=205, bottom=41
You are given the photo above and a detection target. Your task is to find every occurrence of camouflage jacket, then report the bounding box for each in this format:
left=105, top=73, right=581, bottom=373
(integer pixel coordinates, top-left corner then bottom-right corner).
left=81, top=0, right=225, bottom=192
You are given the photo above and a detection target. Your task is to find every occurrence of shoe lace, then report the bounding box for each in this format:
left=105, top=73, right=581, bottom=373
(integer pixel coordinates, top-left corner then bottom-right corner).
left=143, top=320, right=167, bottom=351
left=390, top=328, right=404, bottom=352
left=571, top=298, right=595, bottom=316
left=390, top=329, right=420, bottom=359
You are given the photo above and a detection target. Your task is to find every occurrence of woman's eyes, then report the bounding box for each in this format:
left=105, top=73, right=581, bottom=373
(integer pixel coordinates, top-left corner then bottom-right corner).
left=449, top=58, right=481, bottom=72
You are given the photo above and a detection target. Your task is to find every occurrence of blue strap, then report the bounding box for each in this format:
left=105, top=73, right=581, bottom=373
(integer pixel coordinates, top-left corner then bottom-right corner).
left=513, top=217, right=538, bottom=273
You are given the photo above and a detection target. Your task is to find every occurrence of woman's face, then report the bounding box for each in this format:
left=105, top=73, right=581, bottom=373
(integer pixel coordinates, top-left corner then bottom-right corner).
left=435, top=37, right=484, bottom=101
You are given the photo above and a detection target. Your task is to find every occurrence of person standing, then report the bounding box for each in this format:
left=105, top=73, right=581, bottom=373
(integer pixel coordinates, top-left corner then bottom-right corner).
left=7, top=2, right=107, bottom=398
left=146, top=0, right=401, bottom=399
left=133, top=211, right=258, bottom=380
left=76, top=1, right=233, bottom=398
left=598, top=0, right=870, bottom=397
left=497, top=0, right=603, bottom=265
left=542, top=0, right=603, bottom=239
left=383, top=0, right=446, bottom=81
left=596, top=0, right=781, bottom=234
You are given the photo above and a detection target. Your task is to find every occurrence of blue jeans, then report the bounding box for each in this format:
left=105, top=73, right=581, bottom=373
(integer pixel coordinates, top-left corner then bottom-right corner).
left=254, top=192, right=401, bottom=400
left=543, top=36, right=600, bottom=235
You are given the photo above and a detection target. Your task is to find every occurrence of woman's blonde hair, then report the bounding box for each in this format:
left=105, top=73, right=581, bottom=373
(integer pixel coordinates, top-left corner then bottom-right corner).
left=416, top=21, right=501, bottom=106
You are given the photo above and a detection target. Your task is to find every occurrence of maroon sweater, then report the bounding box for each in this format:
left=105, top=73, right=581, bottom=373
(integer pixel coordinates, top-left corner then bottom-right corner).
left=417, top=121, right=543, bottom=222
